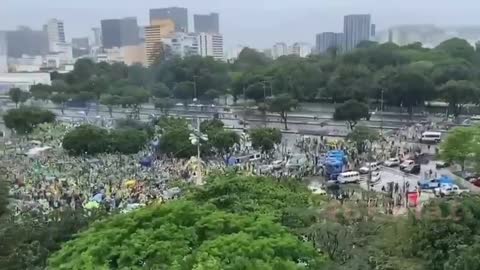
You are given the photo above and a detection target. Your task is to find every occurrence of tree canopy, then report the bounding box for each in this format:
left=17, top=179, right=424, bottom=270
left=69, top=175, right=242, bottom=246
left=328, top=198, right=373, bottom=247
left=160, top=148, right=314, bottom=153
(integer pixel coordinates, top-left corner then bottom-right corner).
left=3, top=107, right=56, bottom=135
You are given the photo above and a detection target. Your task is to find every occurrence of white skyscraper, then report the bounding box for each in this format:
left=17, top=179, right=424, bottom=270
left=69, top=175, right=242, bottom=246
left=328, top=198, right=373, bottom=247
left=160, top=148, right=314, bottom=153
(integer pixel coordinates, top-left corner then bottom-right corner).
left=44, top=19, right=66, bottom=52
left=197, top=33, right=224, bottom=61
left=272, top=42, right=287, bottom=59
left=343, top=14, right=371, bottom=52
left=91, top=27, right=102, bottom=47
left=0, top=32, right=7, bottom=73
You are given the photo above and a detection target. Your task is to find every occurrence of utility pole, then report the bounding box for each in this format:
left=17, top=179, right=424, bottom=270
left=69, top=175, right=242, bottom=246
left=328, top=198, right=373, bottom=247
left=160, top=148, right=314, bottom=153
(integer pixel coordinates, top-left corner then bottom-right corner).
left=243, top=85, right=247, bottom=129
left=193, top=75, right=198, bottom=102
left=380, top=88, right=384, bottom=135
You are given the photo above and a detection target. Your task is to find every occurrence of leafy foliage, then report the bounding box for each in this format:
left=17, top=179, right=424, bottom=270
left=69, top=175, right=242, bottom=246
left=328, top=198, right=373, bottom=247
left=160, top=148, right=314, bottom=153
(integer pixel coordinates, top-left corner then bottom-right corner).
left=3, top=107, right=56, bottom=134
left=48, top=201, right=324, bottom=270
left=249, top=128, right=282, bottom=154
left=333, top=100, right=370, bottom=130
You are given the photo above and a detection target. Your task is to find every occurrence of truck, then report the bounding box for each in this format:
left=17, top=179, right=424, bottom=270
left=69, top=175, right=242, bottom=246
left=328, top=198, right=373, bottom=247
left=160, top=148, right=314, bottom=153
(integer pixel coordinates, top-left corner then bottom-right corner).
left=434, top=184, right=470, bottom=197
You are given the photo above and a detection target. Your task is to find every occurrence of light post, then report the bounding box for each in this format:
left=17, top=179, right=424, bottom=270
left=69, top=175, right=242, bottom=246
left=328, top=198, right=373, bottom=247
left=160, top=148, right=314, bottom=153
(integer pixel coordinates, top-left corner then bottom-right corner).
left=192, top=75, right=199, bottom=102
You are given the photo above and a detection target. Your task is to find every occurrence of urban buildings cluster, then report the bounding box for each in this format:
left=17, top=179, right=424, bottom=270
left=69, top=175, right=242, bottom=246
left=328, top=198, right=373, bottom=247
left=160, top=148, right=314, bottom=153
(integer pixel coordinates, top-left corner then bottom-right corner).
left=0, top=6, right=224, bottom=75
left=315, top=14, right=375, bottom=55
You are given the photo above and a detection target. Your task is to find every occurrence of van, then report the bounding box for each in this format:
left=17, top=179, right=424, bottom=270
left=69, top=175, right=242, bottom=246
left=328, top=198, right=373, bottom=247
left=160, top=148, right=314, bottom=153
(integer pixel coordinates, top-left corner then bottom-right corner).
left=337, top=171, right=360, bottom=184
left=421, top=132, right=442, bottom=143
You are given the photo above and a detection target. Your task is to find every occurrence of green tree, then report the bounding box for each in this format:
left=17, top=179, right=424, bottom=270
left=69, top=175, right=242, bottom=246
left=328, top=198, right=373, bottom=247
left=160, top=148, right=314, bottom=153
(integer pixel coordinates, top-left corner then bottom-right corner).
left=268, top=94, right=298, bottom=130
left=8, top=88, right=29, bottom=108
left=159, top=118, right=197, bottom=158
left=49, top=200, right=323, bottom=270
left=0, top=168, right=8, bottom=219
left=346, top=126, right=379, bottom=154
left=386, top=69, right=435, bottom=116
left=62, top=125, right=110, bottom=155
left=29, top=84, right=53, bottom=101
left=151, top=82, right=171, bottom=98
left=174, top=81, right=195, bottom=101
left=210, top=130, right=240, bottom=164
left=438, top=80, right=479, bottom=117
left=50, top=93, right=70, bottom=115
left=249, top=128, right=282, bottom=154
left=154, top=98, right=175, bottom=116
left=108, top=128, right=148, bottom=154
left=440, top=126, right=478, bottom=172
left=99, top=94, right=119, bottom=117
left=333, top=99, right=370, bottom=130
left=3, top=107, right=55, bottom=134
left=436, top=38, right=476, bottom=62
left=200, top=119, right=224, bottom=133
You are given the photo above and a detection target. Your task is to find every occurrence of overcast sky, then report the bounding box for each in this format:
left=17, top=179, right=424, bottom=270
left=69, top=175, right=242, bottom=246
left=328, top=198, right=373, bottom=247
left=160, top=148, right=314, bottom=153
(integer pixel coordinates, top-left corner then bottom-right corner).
left=1, top=0, right=479, bottom=49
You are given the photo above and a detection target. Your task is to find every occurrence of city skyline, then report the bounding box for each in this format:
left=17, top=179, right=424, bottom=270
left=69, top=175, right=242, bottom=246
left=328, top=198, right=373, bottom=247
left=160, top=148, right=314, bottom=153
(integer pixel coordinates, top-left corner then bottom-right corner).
left=2, top=0, right=480, bottom=49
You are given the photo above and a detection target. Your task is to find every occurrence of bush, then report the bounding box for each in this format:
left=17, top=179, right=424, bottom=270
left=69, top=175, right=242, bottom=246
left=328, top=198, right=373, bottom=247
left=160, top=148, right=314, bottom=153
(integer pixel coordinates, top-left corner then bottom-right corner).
left=62, top=125, right=149, bottom=155
left=3, top=107, right=56, bottom=134
left=62, top=125, right=110, bottom=155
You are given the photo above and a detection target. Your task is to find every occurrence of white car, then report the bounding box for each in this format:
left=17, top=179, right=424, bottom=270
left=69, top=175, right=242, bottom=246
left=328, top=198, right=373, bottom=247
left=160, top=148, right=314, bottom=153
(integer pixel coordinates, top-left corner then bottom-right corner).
left=384, top=158, right=400, bottom=167
left=434, top=184, right=470, bottom=197
left=400, top=160, right=415, bottom=170
left=308, top=185, right=327, bottom=195
left=359, top=162, right=380, bottom=174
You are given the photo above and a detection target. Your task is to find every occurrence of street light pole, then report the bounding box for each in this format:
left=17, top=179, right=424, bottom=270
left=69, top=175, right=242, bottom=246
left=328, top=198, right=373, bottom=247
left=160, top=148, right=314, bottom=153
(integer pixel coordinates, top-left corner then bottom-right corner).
left=380, top=88, right=384, bottom=135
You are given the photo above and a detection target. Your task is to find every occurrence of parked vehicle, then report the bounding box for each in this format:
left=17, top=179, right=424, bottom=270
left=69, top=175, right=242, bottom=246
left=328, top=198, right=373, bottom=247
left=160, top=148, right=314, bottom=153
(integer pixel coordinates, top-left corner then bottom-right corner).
left=418, top=176, right=454, bottom=189
left=420, top=131, right=442, bottom=143
left=435, top=161, right=450, bottom=169
left=359, top=162, right=380, bottom=174
left=370, top=171, right=381, bottom=183
left=403, top=164, right=421, bottom=174
left=384, top=158, right=400, bottom=167
left=434, top=184, right=470, bottom=197
left=337, top=171, right=360, bottom=184
left=400, top=160, right=415, bottom=170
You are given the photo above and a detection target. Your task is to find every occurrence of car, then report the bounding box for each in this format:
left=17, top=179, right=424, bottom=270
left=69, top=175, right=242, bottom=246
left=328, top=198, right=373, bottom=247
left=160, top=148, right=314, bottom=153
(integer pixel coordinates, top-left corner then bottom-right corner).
left=359, top=162, right=380, bottom=174
left=309, top=186, right=327, bottom=195
left=418, top=176, right=454, bottom=189
left=403, top=164, right=421, bottom=174
left=384, top=158, right=400, bottom=167
left=434, top=184, right=470, bottom=197
left=400, top=160, right=415, bottom=170
left=435, top=161, right=450, bottom=169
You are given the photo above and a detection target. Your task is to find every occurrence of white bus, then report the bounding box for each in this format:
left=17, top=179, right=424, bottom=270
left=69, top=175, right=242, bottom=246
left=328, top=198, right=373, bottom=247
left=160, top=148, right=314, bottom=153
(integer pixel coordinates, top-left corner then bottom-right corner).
left=421, top=132, right=442, bottom=143
left=337, top=171, right=360, bottom=184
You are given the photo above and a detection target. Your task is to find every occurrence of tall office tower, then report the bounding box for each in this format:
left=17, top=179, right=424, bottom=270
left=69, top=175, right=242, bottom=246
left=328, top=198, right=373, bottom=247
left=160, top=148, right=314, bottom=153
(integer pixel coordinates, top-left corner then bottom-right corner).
left=91, top=27, right=102, bottom=46
left=197, top=33, right=224, bottom=61
left=150, top=7, right=188, bottom=32
left=101, top=17, right=139, bottom=49
left=371, top=24, right=376, bottom=39
left=344, top=14, right=371, bottom=52
left=316, top=32, right=344, bottom=54
left=6, top=26, right=49, bottom=57
left=120, top=17, right=140, bottom=46
left=145, top=19, right=175, bottom=65
left=194, top=13, right=219, bottom=33
left=0, top=32, right=7, bottom=73
left=44, top=19, right=66, bottom=52
left=271, top=42, right=287, bottom=59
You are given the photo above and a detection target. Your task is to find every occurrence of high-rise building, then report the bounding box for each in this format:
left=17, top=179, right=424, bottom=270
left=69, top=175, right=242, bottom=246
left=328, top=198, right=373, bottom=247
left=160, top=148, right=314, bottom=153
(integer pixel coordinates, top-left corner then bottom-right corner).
left=44, top=19, right=66, bottom=52
left=145, top=19, right=175, bottom=65
left=0, top=32, right=7, bottom=73
left=343, top=14, right=371, bottom=52
left=6, top=26, right=49, bottom=58
left=120, top=17, right=140, bottom=47
left=72, top=37, right=89, bottom=50
left=91, top=27, right=102, bottom=47
left=316, top=32, right=344, bottom=54
left=290, top=42, right=312, bottom=57
left=194, top=13, right=219, bottom=33
left=272, top=42, right=287, bottom=59
left=371, top=24, right=376, bottom=39
left=197, top=33, right=224, bottom=61
left=101, top=17, right=139, bottom=49
left=150, top=7, right=188, bottom=32
left=162, top=32, right=199, bottom=58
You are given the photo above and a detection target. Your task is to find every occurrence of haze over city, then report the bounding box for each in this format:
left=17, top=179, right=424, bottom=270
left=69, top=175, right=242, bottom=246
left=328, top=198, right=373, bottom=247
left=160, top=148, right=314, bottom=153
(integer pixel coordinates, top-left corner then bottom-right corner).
left=2, top=0, right=480, bottom=48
